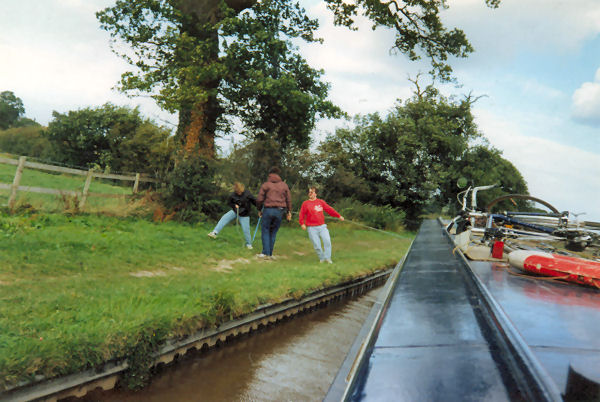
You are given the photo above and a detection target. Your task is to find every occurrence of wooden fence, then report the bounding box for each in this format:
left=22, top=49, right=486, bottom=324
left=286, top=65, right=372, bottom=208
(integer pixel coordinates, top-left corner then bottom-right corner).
left=0, top=156, right=159, bottom=209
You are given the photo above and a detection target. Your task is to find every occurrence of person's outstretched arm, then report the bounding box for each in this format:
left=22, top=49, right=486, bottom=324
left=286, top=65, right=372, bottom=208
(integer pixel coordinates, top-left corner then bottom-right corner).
left=322, top=200, right=343, bottom=220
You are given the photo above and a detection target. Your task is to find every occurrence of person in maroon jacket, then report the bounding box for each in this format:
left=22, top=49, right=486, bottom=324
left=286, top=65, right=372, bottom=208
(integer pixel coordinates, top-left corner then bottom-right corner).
left=298, top=186, right=344, bottom=263
left=256, top=166, right=292, bottom=258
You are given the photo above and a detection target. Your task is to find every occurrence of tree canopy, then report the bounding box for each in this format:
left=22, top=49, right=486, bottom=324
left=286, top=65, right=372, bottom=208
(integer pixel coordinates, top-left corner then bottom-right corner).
left=0, top=125, right=51, bottom=159
left=308, top=84, right=525, bottom=229
left=442, top=145, right=529, bottom=212
left=97, top=0, right=341, bottom=158
left=46, top=104, right=174, bottom=175
left=219, top=0, right=343, bottom=151
left=0, top=91, right=26, bottom=130
left=325, top=0, right=499, bottom=80
left=94, top=0, right=511, bottom=221
left=97, top=0, right=501, bottom=158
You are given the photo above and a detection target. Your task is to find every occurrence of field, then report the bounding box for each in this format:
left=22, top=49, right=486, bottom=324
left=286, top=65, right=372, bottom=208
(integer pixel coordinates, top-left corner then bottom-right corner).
left=0, top=157, right=414, bottom=390
left=0, top=210, right=413, bottom=390
left=0, top=157, right=140, bottom=213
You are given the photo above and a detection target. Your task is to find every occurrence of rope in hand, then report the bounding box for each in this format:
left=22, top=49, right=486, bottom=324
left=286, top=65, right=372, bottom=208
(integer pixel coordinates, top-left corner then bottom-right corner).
left=247, top=208, right=411, bottom=246
left=333, top=217, right=413, bottom=239
left=288, top=210, right=412, bottom=240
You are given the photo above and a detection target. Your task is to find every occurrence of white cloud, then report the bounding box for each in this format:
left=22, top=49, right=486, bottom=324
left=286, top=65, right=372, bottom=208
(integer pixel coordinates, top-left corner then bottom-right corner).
left=444, top=0, right=600, bottom=67
left=521, top=79, right=564, bottom=100
left=55, top=0, right=101, bottom=14
left=1, top=0, right=597, bottom=220
left=299, top=1, right=428, bottom=129
left=302, top=2, right=409, bottom=78
left=0, top=43, right=119, bottom=97
left=572, top=68, right=600, bottom=125
left=475, top=109, right=600, bottom=221
left=0, top=1, right=177, bottom=127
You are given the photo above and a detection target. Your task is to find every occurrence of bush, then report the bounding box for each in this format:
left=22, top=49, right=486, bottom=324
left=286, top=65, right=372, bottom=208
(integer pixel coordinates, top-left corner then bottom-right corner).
left=0, top=126, right=52, bottom=158
left=333, top=198, right=405, bottom=231
left=46, top=103, right=174, bottom=175
left=160, top=154, right=222, bottom=220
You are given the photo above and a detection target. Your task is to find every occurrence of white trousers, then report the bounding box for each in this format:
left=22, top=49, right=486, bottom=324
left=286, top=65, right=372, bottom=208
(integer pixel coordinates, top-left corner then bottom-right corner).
left=307, top=224, right=332, bottom=261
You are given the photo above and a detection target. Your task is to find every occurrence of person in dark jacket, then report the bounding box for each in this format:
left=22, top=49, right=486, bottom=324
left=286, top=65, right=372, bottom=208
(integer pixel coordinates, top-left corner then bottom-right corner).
left=255, top=166, right=292, bottom=258
left=208, top=182, right=257, bottom=249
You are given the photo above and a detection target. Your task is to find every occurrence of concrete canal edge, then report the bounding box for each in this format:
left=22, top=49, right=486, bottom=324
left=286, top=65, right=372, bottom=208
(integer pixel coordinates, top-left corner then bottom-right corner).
left=2, top=268, right=393, bottom=402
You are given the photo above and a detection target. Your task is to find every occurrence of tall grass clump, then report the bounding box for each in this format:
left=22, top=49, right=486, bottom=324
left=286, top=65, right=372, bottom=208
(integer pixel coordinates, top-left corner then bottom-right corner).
left=334, top=198, right=405, bottom=231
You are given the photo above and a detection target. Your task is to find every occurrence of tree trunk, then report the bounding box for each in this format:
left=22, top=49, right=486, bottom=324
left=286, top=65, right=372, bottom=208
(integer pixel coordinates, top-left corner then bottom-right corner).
left=179, top=0, right=256, bottom=19
left=175, top=0, right=256, bottom=158
left=177, top=97, right=219, bottom=158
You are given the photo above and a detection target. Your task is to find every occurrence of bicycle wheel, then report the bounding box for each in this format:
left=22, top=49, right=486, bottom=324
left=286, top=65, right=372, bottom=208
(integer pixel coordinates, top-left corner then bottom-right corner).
left=485, top=194, right=560, bottom=214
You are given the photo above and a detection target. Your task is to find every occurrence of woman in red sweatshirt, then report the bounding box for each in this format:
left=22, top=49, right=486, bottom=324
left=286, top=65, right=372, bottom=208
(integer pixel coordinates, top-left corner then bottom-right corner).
left=298, top=187, right=344, bottom=263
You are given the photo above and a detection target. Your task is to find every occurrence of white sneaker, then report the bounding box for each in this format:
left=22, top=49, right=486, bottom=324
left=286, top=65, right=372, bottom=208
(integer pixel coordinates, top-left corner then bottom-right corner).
left=207, top=232, right=217, bottom=239
left=256, top=253, right=267, bottom=258
left=326, top=259, right=333, bottom=264
left=246, top=244, right=253, bottom=249
left=319, top=260, right=325, bottom=263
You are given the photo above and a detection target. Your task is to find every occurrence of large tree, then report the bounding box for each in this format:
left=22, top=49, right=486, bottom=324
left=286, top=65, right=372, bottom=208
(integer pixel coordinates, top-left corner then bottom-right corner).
left=0, top=91, right=25, bottom=130
left=438, top=145, right=529, bottom=213
left=97, top=0, right=338, bottom=159
left=316, top=85, right=488, bottom=228
left=97, top=0, right=501, bottom=158
left=219, top=0, right=343, bottom=152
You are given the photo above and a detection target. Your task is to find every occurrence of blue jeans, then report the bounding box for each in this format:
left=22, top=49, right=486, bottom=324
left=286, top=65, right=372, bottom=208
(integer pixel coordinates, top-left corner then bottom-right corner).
left=307, top=224, right=332, bottom=261
left=261, top=207, right=284, bottom=256
left=212, top=210, right=252, bottom=246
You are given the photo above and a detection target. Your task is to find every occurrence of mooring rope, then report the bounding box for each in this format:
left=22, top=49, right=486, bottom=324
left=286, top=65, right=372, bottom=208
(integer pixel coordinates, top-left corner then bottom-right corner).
left=290, top=210, right=411, bottom=239
left=505, top=265, right=571, bottom=282
left=507, top=265, right=600, bottom=289
left=247, top=209, right=412, bottom=246
left=330, top=217, right=412, bottom=239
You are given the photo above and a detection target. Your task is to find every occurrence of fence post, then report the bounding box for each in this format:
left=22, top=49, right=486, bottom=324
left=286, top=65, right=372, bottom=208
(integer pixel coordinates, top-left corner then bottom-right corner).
left=79, top=169, right=94, bottom=209
left=133, top=173, right=140, bottom=194
left=8, top=156, right=26, bottom=210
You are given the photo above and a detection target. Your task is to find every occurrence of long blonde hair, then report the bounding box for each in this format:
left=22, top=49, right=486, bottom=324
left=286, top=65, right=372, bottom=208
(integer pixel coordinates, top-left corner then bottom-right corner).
left=234, top=182, right=245, bottom=195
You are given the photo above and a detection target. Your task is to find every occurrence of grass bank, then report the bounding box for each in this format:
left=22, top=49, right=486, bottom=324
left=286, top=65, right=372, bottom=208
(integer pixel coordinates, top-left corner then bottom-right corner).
left=0, top=211, right=413, bottom=390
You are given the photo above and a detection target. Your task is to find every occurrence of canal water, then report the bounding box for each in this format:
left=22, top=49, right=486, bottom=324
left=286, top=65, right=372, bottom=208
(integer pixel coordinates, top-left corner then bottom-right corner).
left=74, top=287, right=382, bottom=401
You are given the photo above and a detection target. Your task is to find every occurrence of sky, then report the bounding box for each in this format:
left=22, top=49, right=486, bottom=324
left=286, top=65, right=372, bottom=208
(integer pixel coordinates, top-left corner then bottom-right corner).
left=1, top=0, right=599, bottom=221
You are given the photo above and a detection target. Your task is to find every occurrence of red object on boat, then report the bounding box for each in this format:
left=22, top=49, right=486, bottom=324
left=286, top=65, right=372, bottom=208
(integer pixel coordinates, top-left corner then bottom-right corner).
left=508, top=250, right=600, bottom=288
left=491, top=241, right=504, bottom=259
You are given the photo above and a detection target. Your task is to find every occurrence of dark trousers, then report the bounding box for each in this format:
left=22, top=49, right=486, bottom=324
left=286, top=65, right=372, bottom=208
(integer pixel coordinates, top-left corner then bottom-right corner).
left=261, top=207, right=284, bottom=256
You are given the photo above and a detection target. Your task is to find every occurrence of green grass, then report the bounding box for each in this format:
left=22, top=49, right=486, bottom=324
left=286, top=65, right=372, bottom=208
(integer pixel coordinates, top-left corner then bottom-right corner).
left=0, top=211, right=414, bottom=390
left=0, top=157, right=415, bottom=389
